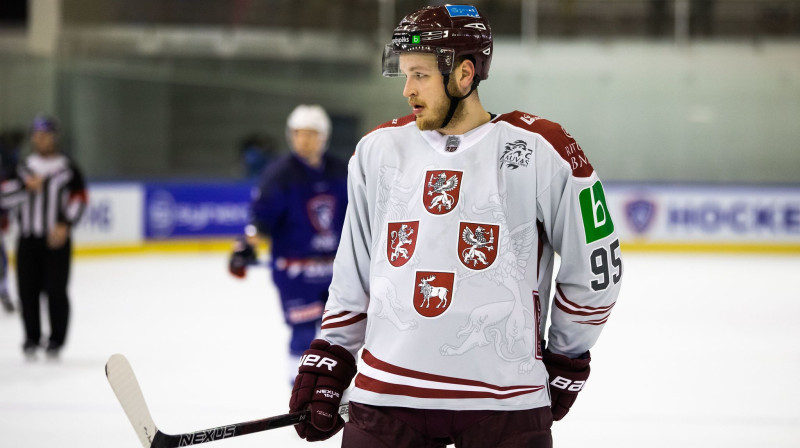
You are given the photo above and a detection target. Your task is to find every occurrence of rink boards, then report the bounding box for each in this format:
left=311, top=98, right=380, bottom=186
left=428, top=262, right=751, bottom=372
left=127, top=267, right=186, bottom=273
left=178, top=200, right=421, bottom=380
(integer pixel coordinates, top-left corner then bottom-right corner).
left=58, top=181, right=800, bottom=254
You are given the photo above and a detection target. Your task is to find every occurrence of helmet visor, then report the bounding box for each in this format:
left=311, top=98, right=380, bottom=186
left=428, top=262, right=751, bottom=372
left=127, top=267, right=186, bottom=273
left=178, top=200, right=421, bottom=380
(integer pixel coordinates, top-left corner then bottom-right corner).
left=382, top=43, right=456, bottom=78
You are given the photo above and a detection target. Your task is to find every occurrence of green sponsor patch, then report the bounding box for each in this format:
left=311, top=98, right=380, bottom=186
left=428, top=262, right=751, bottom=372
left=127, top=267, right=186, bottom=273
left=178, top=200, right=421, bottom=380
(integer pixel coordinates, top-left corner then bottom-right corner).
left=579, top=181, right=614, bottom=243
left=412, top=35, right=421, bottom=44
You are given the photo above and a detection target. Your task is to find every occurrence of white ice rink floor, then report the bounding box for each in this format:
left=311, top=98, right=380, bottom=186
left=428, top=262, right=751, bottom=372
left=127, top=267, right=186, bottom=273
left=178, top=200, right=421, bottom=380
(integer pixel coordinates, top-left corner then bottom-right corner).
left=1, top=250, right=799, bottom=447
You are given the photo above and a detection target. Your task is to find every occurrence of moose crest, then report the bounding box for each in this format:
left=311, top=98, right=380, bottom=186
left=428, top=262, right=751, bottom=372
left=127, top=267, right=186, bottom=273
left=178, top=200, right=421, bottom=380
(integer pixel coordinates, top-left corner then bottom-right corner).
left=413, top=272, right=454, bottom=318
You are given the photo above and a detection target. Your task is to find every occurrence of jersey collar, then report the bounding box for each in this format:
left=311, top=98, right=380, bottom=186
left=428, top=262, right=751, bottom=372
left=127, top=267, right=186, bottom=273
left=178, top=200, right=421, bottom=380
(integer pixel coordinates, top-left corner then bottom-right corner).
left=418, top=119, right=496, bottom=155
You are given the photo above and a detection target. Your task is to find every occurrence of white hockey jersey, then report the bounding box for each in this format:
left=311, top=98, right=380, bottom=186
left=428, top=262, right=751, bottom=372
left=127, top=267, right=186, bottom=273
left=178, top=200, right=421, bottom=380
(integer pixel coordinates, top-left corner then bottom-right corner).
left=321, top=111, right=622, bottom=411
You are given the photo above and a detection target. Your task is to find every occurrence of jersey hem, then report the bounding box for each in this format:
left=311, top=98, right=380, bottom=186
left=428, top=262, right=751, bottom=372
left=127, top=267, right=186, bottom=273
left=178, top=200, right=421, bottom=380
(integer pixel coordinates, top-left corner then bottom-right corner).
left=348, top=389, right=551, bottom=412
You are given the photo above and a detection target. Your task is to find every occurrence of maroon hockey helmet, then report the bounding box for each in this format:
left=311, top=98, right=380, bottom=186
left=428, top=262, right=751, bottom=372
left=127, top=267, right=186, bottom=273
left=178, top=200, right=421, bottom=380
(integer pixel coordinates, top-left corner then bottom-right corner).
left=382, top=4, right=493, bottom=82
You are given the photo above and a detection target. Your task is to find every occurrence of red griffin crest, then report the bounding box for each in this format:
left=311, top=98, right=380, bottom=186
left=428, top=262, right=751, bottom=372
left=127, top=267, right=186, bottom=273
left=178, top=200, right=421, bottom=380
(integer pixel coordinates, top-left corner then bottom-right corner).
left=387, top=221, right=419, bottom=267
left=458, top=222, right=499, bottom=270
left=413, top=271, right=455, bottom=318
left=423, top=170, right=463, bottom=215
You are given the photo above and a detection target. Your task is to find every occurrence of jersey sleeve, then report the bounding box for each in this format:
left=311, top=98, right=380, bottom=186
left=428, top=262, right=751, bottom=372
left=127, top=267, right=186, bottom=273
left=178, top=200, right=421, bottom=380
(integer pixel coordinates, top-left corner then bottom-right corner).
left=0, top=167, right=26, bottom=210
left=250, top=165, right=287, bottom=236
left=535, top=128, right=623, bottom=358
left=58, top=161, right=88, bottom=226
left=321, top=142, right=371, bottom=360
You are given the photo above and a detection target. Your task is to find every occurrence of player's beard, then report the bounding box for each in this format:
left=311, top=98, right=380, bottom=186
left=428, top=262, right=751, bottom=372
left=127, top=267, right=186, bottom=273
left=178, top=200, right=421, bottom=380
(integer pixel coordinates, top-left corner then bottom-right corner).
left=415, top=78, right=468, bottom=132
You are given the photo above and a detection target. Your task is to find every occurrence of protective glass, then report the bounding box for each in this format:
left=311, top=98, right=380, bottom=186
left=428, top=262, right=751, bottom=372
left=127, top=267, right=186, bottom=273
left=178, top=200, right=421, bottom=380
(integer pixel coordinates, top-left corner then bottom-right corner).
left=382, top=44, right=456, bottom=78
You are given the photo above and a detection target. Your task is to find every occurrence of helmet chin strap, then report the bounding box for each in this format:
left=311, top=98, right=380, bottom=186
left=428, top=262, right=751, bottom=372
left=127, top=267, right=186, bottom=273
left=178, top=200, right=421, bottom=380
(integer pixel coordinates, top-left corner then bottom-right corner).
left=439, top=75, right=480, bottom=130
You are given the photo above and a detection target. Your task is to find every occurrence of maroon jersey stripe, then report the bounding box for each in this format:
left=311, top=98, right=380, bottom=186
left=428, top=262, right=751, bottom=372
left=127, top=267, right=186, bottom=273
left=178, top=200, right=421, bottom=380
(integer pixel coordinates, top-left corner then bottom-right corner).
left=320, top=313, right=367, bottom=330
left=355, top=374, right=543, bottom=400
left=576, top=315, right=611, bottom=325
left=536, top=220, right=545, bottom=279
left=322, top=310, right=350, bottom=323
left=362, top=350, right=540, bottom=392
left=554, top=299, right=614, bottom=317
left=555, top=285, right=616, bottom=314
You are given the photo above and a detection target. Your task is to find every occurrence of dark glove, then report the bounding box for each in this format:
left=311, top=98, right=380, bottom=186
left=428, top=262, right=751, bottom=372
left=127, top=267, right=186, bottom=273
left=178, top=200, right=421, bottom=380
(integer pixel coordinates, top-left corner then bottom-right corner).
left=543, top=348, right=591, bottom=421
left=289, top=339, right=357, bottom=441
left=228, top=236, right=257, bottom=278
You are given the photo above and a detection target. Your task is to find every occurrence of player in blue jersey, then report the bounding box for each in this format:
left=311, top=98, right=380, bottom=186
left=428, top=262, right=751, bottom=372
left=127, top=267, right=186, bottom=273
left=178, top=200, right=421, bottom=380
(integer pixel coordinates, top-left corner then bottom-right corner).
left=229, top=105, right=348, bottom=383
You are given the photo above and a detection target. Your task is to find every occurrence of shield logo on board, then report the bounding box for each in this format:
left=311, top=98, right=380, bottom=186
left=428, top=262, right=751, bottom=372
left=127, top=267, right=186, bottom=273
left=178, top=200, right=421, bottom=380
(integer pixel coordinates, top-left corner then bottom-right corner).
left=458, top=222, right=499, bottom=270
left=387, top=221, right=419, bottom=267
left=413, top=271, right=454, bottom=318
left=423, top=170, right=463, bottom=215
left=625, top=199, right=656, bottom=234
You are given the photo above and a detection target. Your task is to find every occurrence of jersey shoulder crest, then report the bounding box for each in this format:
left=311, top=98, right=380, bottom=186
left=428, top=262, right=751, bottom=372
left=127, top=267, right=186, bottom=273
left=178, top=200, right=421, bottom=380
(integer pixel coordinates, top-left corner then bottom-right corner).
left=495, top=110, right=594, bottom=178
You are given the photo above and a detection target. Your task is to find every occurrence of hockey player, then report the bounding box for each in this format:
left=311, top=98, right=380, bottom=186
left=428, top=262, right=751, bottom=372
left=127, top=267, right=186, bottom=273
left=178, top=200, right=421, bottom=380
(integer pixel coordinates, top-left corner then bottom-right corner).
left=289, top=5, right=623, bottom=446
left=229, top=105, right=348, bottom=383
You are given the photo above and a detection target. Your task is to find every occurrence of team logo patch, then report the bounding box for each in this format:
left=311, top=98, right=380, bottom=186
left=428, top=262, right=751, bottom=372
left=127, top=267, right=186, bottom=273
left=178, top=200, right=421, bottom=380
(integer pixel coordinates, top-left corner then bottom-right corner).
left=423, top=170, right=462, bottom=215
left=445, top=135, right=461, bottom=152
left=307, top=194, right=336, bottom=232
left=625, top=199, right=656, bottom=234
left=413, top=271, right=454, bottom=318
left=458, top=222, right=499, bottom=270
left=578, top=181, right=615, bottom=243
left=387, top=221, right=419, bottom=267
left=499, top=140, right=532, bottom=169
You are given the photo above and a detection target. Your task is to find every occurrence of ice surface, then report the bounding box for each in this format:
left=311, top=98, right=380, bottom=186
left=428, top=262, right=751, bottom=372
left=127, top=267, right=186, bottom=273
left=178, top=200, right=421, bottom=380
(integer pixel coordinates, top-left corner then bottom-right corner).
left=1, top=251, right=798, bottom=447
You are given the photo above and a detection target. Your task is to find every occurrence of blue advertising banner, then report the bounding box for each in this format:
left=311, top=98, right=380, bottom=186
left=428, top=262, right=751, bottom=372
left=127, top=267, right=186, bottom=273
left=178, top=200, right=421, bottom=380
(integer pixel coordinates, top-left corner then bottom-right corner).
left=605, top=183, right=800, bottom=251
left=144, top=182, right=252, bottom=239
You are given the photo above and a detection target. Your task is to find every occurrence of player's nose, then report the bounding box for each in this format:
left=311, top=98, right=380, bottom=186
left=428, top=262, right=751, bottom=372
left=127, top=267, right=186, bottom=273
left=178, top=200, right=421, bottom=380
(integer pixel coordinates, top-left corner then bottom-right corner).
left=402, top=78, right=416, bottom=98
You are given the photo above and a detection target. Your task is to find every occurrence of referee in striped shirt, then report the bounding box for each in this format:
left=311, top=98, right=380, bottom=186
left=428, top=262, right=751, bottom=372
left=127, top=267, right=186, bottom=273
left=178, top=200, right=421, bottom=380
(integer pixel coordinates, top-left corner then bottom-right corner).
left=1, top=116, right=87, bottom=360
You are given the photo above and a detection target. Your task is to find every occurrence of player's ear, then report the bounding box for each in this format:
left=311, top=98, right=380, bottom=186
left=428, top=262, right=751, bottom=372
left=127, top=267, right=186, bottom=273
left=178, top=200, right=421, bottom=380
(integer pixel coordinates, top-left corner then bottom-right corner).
left=456, top=58, right=476, bottom=92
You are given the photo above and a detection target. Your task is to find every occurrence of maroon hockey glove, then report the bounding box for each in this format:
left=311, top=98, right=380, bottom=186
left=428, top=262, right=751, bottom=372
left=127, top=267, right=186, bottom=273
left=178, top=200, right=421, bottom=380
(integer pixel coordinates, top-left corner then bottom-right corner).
left=289, top=339, right=357, bottom=441
left=228, top=237, right=256, bottom=278
left=543, top=349, right=591, bottom=421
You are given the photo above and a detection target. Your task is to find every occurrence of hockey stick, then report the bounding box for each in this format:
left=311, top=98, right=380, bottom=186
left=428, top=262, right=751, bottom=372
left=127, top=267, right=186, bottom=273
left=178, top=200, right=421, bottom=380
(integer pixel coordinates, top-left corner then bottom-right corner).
left=105, top=354, right=347, bottom=447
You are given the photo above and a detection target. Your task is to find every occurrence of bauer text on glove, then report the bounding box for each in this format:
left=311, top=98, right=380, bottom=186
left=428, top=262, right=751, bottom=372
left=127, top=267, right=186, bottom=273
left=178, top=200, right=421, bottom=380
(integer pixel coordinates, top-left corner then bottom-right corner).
left=289, top=339, right=357, bottom=441
left=543, top=348, right=591, bottom=421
